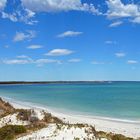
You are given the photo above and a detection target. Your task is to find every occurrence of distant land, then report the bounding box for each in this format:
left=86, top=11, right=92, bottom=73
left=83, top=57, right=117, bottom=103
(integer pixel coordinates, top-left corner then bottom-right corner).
left=0, top=81, right=107, bottom=85
left=0, top=81, right=140, bottom=85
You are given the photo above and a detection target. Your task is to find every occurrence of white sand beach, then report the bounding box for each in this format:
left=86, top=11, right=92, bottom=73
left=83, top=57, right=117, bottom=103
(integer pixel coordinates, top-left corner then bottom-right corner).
left=2, top=98, right=140, bottom=139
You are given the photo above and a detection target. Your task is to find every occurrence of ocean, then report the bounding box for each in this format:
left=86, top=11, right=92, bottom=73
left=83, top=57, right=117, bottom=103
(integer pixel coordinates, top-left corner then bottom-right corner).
left=0, top=81, right=140, bottom=121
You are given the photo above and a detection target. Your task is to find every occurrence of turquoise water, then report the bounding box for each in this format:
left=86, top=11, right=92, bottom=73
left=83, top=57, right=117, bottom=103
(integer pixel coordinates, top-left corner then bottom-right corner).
left=0, top=82, right=140, bottom=121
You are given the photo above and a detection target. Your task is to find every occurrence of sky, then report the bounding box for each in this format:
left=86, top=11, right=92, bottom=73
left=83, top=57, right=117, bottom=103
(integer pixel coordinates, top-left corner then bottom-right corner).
left=0, top=0, right=140, bottom=81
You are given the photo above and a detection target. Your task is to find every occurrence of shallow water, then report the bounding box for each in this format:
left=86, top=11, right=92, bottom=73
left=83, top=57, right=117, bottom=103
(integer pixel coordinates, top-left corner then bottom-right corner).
left=0, top=82, right=140, bottom=121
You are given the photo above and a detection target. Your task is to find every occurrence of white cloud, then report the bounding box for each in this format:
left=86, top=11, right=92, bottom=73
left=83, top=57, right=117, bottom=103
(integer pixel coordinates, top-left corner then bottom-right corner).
left=68, top=59, right=81, bottom=62
left=2, top=58, right=60, bottom=65
left=35, top=59, right=61, bottom=64
left=2, top=0, right=140, bottom=26
left=127, top=60, right=138, bottom=64
left=16, top=9, right=37, bottom=25
left=14, top=32, right=26, bottom=42
left=57, top=31, right=83, bottom=38
left=0, top=0, right=7, bottom=11
left=35, top=58, right=62, bottom=67
left=2, top=12, right=18, bottom=22
left=1, top=0, right=100, bottom=24
left=1, top=8, right=37, bottom=25
left=3, top=59, right=30, bottom=65
left=131, top=16, right=140, bottom=24
left=109, top=21, right=123, bottom=27
left=115, top=52, right=126, bottom=58
left=106, top=0, right=140, bottom=18
left=45, top=49, right=74, bottom=56
left=13, top=30, right=36, bottom=42
left=16, top=55, right=30, bottom=59
left=27, top=45, right=43, bottom=49
left=105, top=40, right=116, bottom=44
left=21, top=0, right=100, bottom=14
left=24, top=9, right=36, bottom=18
left=106, top=0, right=140, bottom=24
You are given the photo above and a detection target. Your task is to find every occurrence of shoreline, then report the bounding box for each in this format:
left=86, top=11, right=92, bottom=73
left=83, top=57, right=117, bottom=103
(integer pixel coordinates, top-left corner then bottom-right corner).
left=2, top=97, right=140, bottom=138
left=2, top=96, right=140, bottom=124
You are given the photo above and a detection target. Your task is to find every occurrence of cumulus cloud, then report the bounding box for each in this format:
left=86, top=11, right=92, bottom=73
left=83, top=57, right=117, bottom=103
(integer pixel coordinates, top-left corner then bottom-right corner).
left=109, top=21, right=123, bottom=27
left=0, top=0, right=7, bottom=11
left=1, top=0, right=100, bottom=24
left=57, top=31, right=83, bottom=38
left=127, top=60, right=138, bottom=64
left=106, top=0, right=140, bottom=24
left=13, top=30, right=36, bottom=42
left=27, top=45, right=43, bottom=49
left=45, top=49, right=74, bottom=56
left=21, top=0, right=100, bottom=14
left=106, top=0, right=140, bottom=18
left=2, top=0, right=140, bottom=26
left=115, top=52, right=126, bottom=58
left=131, top=16, right=140, bottom=24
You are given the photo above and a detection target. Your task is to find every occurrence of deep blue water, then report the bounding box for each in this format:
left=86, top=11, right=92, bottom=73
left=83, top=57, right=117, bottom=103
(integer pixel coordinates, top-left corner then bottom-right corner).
left=0, top=82, right=140, bottom=121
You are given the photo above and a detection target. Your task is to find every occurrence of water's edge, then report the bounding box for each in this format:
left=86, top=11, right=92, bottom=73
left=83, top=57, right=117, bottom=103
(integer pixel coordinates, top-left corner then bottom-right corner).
left=2, top=96, right=140, bottom=125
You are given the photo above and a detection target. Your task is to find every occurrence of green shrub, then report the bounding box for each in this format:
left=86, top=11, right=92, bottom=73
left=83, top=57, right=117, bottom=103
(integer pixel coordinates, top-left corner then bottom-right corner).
left=96, top=131, right=107, bottom=138
left=43, top=113, right=63, bottom=124
left=13, top=125, right=27, bottom=134
left=74, top=138, right=80, bottom=140
left=111, top=134, right=133, bottom=140
left=0, top=125, right=26, bottom=140
left=2, top=134, right=14, bottom=140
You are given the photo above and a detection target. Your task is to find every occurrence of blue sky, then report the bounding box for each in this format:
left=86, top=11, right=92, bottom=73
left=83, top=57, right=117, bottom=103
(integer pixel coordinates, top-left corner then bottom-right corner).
left=0, top=0, right=140, bottom=81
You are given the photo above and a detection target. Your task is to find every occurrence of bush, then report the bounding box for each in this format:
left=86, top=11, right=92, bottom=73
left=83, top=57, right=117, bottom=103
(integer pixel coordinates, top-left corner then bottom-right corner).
left=111, top=134, right=133, bottom=140
left=43, top=113, right=63, bottom=124
left=96, top=131, right=107, bottom=138
left=2, top=134, right=14, bottom=140
left=17, top=109, right=32, bottom=121
left=0, top=125, right=26, bottom=140
left=13, top=125, right=27, bottom=134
